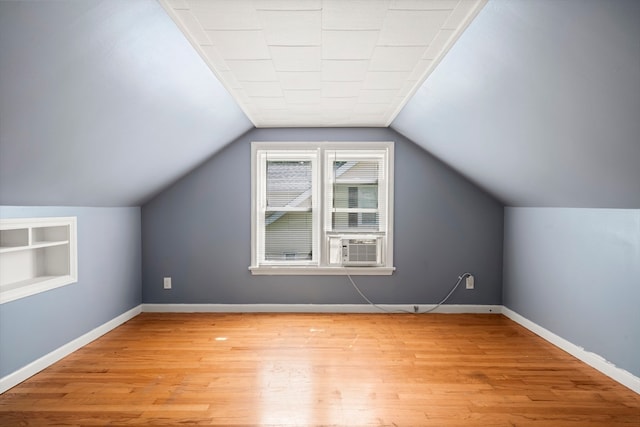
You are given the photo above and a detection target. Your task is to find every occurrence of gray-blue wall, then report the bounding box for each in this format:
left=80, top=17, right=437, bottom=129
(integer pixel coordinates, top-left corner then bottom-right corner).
left=0, top=0, right=252, bottom=207
left=0, top=206, right=141, bottom=377
left=503, top=207, right=640, bottom=377
left=392, top=0, right=640, bottom=209
left=142, top=128, right=503, bottom=305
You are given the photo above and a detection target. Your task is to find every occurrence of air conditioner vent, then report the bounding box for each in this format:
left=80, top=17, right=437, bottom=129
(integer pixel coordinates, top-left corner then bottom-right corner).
left=342, top=238, right=381, bottom=266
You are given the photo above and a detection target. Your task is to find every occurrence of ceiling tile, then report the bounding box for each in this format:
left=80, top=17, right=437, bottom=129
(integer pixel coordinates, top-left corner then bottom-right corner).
left=358, top=89, right=397, bottom=104
left=323, top=107, right=355, bottom=117
left=389, top=0, right=458, bottom=10
left=278, top=72, right=322, bottom=89
left=270, top=46, right=321, bottom=71
left=321, top=60, right=370, bottom=82
left=226, top=60, right=278, bottom=81
left=166, top=0, right=189, bottom=9
left=353, top=104, right=387, bottom=115
left=284, top=89, right=321, bottom=104
left=363, top=72, right=410, bottom=90
left=259, top=10, right=321, bottom=45
left=378, top=10, right=450, bottom=45
left=321, top=97, right=358, bottom=109
left=321, top=81, right=362, bottom=98
left=322, top=0, right=388, bottom=30
left=251, top=96, right=288, bottom=109
left=323, top=117, right=355, bottom=126
left=256, top=109, right=290, bottom=121
left=289, top=104, right=323, bottom=114
left=241, top=82, right=284, bottom=97
left=369, top=46, right=426, bottom=71
left=351, top=113, right=389, bottom=126
left=322, top=31, right=380, bottom=60
left=205, top=31, right=270, bottom=60
left=188, top=0, right=261, bottom=30
left=253, top=0, right=322, bottom=11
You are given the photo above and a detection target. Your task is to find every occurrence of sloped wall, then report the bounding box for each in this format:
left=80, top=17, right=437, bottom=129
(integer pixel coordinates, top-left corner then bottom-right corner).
left=142, top=128, right=503, bottom=306
left=0, top=206, right=141, bottom=378
left=392, top=0, right=640, bottom=208
left=503, top=207, right=640, bottom=377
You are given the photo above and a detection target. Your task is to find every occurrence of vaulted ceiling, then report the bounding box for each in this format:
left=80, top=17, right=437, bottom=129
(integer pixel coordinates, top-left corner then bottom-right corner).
left=1, top=0, right=639, bottom=208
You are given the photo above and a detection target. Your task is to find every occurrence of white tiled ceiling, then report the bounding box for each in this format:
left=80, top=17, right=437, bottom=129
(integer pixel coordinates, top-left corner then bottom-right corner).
left=160, top=0, right=486, bottom=127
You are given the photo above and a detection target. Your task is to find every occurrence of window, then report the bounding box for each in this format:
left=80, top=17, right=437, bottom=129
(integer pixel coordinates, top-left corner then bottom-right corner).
left=250, top=142, right=394, bottom=275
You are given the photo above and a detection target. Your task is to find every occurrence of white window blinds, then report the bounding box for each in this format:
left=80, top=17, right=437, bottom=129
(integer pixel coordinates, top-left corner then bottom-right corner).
left=256, top=150, right=319, bottom=265
left=326, top=151, right=387, bottom=235
left=331, top=159, right=380, bottom=231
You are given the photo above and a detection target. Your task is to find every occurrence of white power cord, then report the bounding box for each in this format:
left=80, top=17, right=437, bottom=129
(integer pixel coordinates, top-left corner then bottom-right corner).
left=347, top=272, right=472, bottom=314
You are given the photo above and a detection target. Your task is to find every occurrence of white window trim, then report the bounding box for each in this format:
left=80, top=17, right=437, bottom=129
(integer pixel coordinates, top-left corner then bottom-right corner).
left=250, top=141, right=394, bottom=276
left=254, top=148, right=320, bottom=267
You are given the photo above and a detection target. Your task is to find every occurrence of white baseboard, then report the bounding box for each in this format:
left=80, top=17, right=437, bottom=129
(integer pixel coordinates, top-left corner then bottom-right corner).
left=502, top=306, right=640, bottom=395
left=3, top=304, right=637, bottom=396
left=141, top=303, right=502, bottom=314
left=0, top=305, right=142, bottom=394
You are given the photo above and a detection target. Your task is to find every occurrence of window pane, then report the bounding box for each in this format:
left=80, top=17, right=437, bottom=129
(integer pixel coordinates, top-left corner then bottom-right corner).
left=332, top=212, right=379, bottom=231
left=333, top=184, right=378, bottom=209
left=333, top=161, right=378, bottom=184
left=265, top=211, right=313, bottom=261
left=267, top=161, right=312, bottom=208
left=332, top=160, right=379, bottom=231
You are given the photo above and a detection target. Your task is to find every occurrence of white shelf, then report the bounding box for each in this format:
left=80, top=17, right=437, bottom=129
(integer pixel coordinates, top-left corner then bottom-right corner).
left=0, top=245, right=29, bottom=254
left=0, top=217, right=77, bottom=304
left=31, top=240, right=70, bottom=249
left=0, top=240, right=69, bottom=254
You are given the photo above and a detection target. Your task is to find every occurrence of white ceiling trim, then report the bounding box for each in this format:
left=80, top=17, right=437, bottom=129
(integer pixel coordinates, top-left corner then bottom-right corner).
left=160, top=0, right=486, bottom=128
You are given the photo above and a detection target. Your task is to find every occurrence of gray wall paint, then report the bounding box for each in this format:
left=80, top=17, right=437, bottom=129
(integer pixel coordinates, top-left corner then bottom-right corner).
left=0, top=0, right=252, bottom=207
left=503, top=207, right=640, bottom=377
left=0, top=206, right=141, bottom=377
left=142, top=128, right=503, bottom=306
left=392, top=0, right=640, bottom=208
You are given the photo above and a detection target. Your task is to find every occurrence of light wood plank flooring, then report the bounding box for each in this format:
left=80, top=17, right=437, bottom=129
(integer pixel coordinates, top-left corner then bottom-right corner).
left=0, top=313, right=638, bottom=426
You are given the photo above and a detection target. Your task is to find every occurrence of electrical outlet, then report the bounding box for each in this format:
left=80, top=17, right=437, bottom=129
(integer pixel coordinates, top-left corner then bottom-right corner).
left=465, top=275, right=474, bottom=289
left=163, top=277, right=172, bottom=289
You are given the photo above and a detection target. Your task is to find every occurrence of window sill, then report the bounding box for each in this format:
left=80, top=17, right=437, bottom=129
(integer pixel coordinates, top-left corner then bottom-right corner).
left=249, top=266, right=395, bottom=276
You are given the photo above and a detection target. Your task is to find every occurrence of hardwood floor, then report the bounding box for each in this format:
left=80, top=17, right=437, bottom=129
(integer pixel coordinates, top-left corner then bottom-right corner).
left=0, top=313, right=638, bottom=426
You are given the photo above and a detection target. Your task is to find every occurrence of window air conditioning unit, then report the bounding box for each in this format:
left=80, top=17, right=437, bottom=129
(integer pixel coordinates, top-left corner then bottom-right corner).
left=341, top=237, right=381, bottom=266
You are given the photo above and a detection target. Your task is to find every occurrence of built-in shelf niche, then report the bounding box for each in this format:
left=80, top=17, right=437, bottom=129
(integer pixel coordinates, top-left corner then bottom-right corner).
left=0, top=217, right=77, bottom=304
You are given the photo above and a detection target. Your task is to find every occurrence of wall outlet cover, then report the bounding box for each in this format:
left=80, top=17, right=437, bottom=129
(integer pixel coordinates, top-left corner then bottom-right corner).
left=465, top=275, right=474, bottom=289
